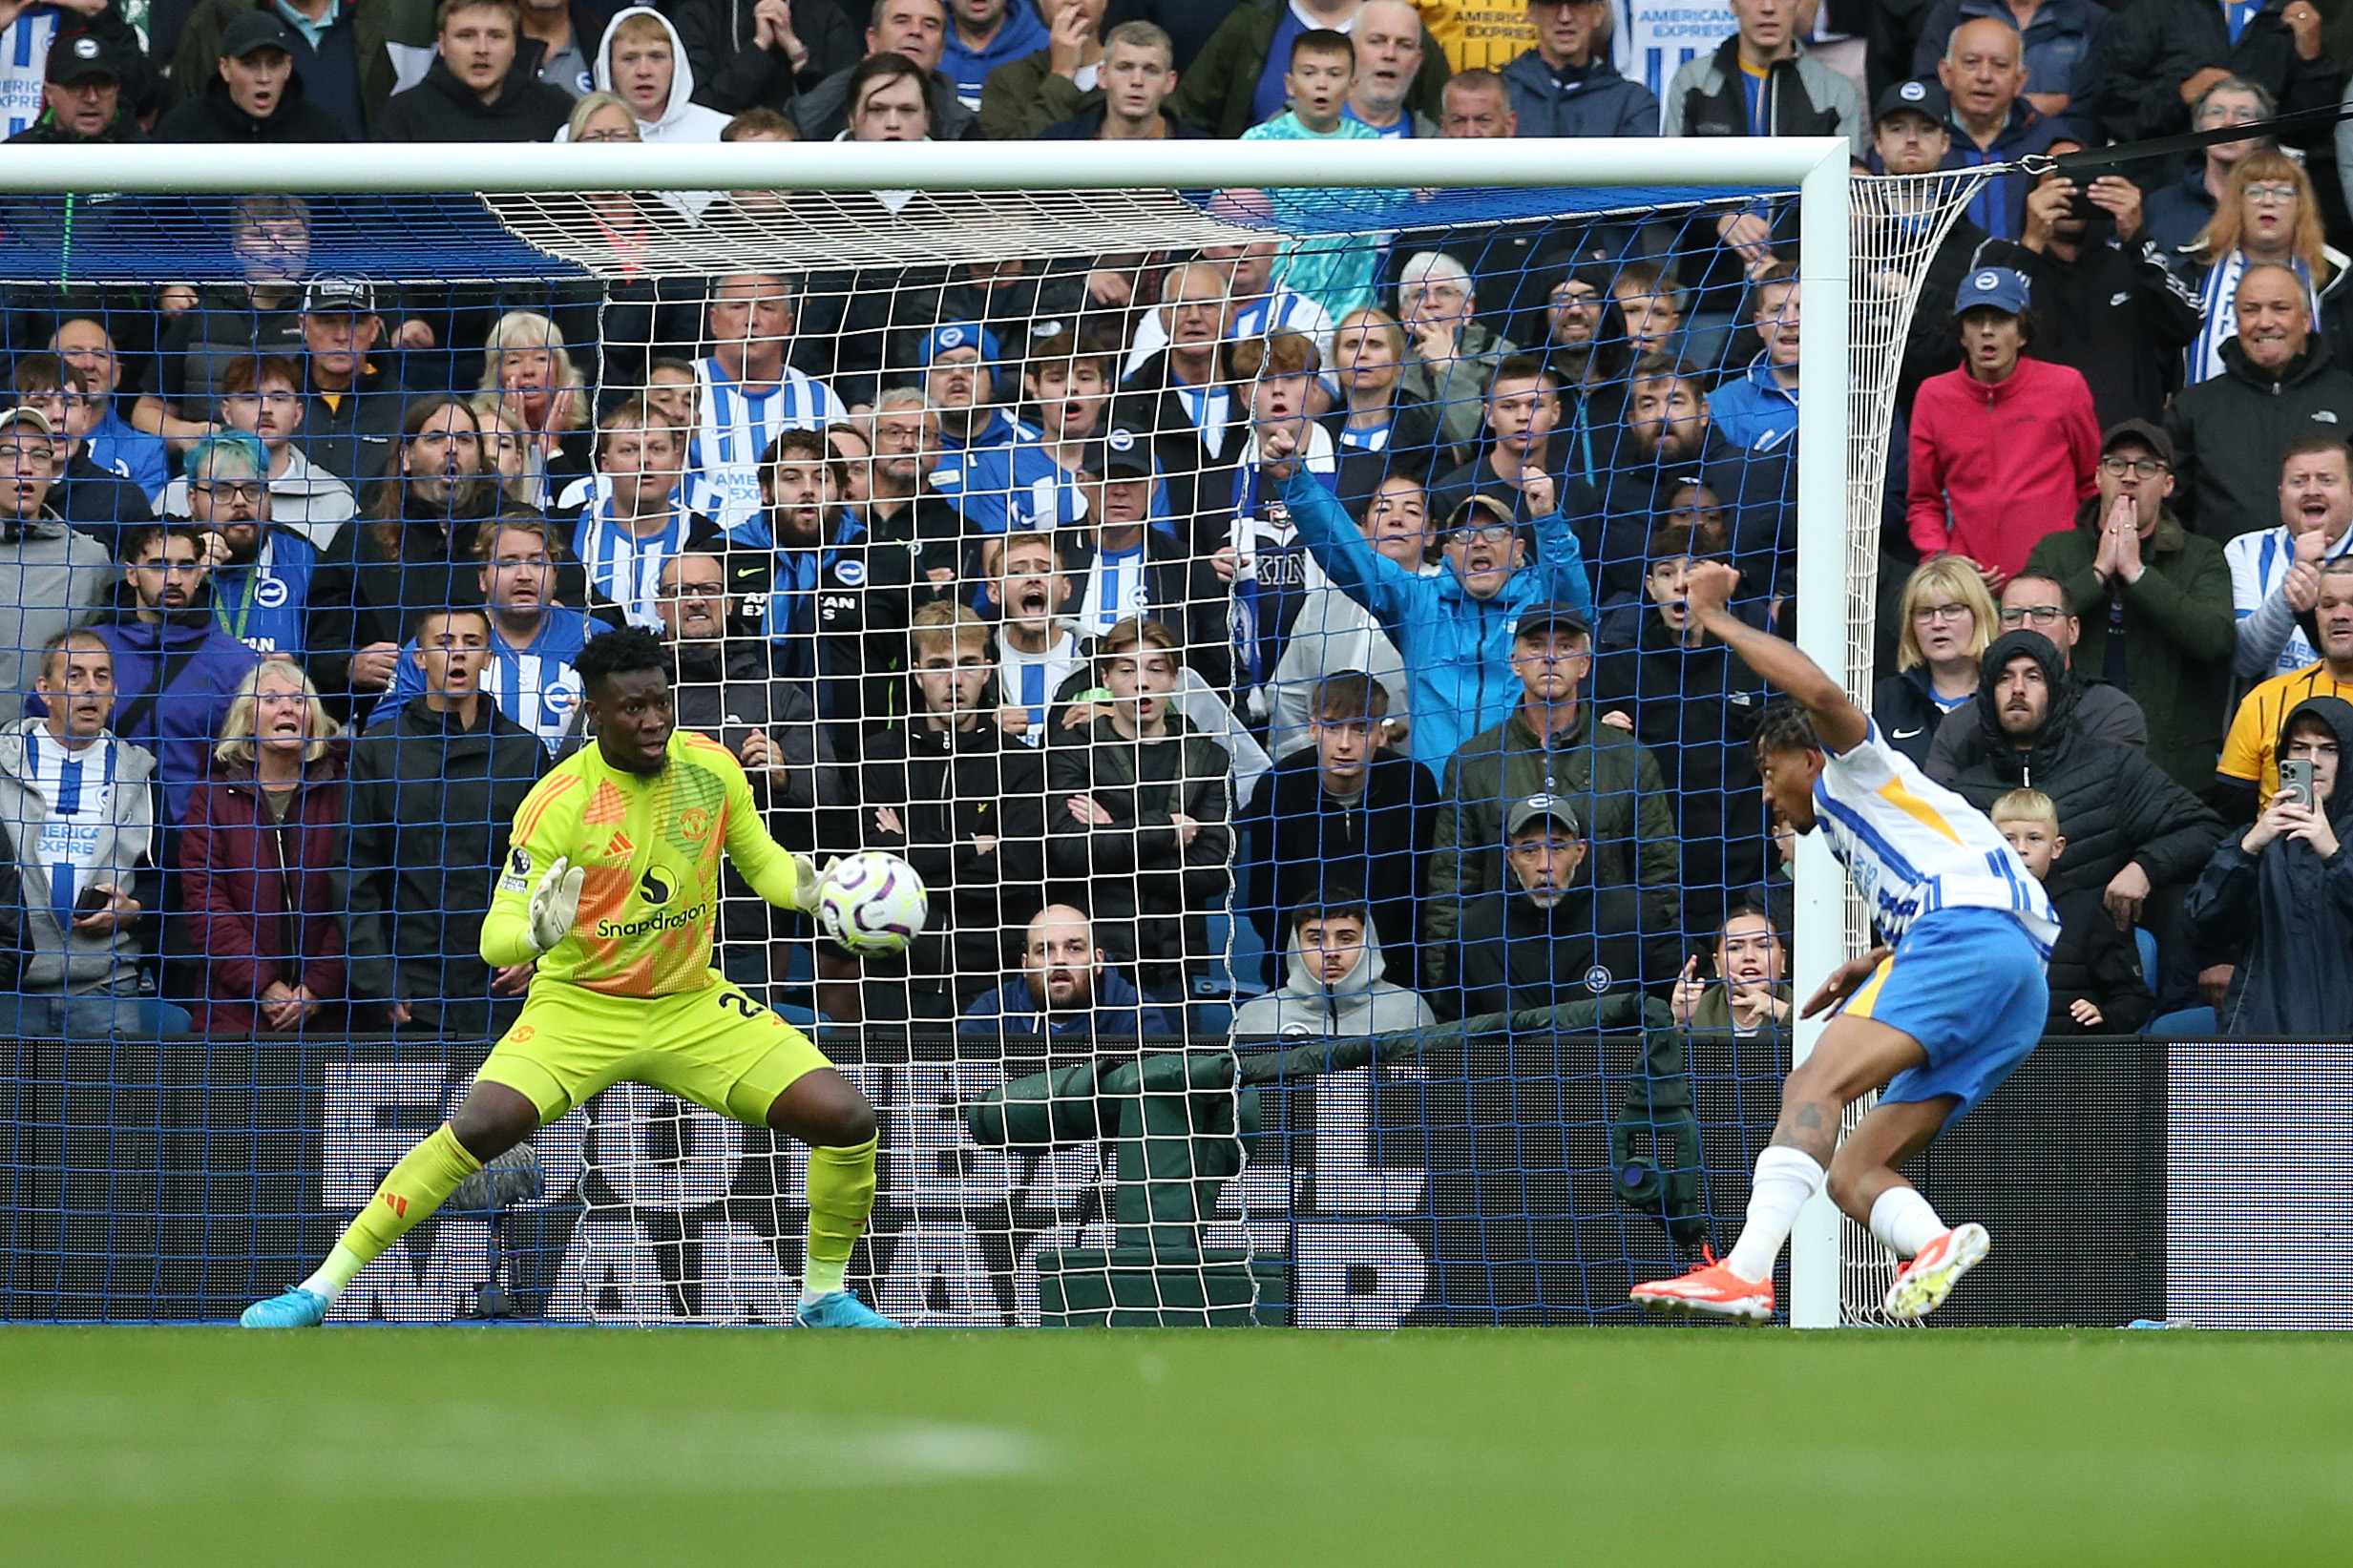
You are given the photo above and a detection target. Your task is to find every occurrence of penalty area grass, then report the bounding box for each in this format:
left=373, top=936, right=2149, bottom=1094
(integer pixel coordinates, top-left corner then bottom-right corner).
left=2, top=1326, right=2345, bottom=1566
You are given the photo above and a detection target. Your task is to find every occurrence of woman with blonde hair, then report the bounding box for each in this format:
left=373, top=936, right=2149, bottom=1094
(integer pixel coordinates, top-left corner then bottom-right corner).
left=477, top=310, right=593, bottom=505
left=1871, top=555, right=1999, bottom=766
left=177, top=659, right=348, bottom=1035
left=1319, top=305, right=1442, bottom=504
left=2183, top=146, right=2342, bottom=384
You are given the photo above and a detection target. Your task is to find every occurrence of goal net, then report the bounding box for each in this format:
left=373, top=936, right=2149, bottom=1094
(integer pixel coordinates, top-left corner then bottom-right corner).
left=0, top=140, right=1985, bottom=1328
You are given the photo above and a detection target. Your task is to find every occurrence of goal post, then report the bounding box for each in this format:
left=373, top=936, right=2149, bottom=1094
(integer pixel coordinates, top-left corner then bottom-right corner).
left=0, top=136, right=1990, bottom=1327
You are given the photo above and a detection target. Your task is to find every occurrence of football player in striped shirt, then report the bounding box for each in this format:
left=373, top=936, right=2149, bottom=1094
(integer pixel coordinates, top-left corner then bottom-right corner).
left=1631, top=560, right=2060, bottom=1323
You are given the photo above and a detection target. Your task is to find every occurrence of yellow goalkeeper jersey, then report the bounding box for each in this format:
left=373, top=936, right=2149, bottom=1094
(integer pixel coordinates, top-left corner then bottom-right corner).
left=480, top=730, right=799, bottom=997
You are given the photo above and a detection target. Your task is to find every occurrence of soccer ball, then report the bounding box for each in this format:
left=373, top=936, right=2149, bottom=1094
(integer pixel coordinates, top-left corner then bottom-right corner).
left=815, top=851, right=928, bottom=956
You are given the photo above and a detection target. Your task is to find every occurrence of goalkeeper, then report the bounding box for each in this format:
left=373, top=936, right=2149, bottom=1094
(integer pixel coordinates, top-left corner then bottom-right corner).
left=243, top=628, right=897, bottom=1329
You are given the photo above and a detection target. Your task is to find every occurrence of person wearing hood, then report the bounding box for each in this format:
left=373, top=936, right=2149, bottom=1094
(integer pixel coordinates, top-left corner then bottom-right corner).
left=153, top=11, right=350, bottom=142
left=176, top=659, right=349, bottom=1035
left=959, top=904, right=1177, bottom=1035
left=1453, top=794, right=1679, bottom=1023
left=862, top=601, right=1045, bottom=1022
left=2185, top=694, right=2353, bottom=1035
left=593, top=6, right=731, bottom=144
left=1922, top=571, right=2148, bottom=782
left=0, top=631, right=158, bottom=1037
left=71, top=524, right=265, bottom=827
left=372, top=0, right=576, bottom=141
left=1232, top=899, right=1432, bottom=1036
left=1944, top=629, right=2222, bottom=937
left=2165, top=261, right=2353, bottom=547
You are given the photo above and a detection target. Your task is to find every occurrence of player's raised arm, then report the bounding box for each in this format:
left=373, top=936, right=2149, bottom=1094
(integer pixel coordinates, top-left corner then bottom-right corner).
left=1681, top=559, right=1869, bottom=755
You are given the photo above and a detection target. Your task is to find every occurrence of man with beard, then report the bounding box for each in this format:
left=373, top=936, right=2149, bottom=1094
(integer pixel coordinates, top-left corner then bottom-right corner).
left=980, top=530, right=1087, bottom=740
left=1943, top=628, right=2219, bottom=932
left=83, top=523, right=263, bottom=825
left=564, top=400, right=732, bottom=631
left=1922, top=572, right=2149, bottom=783
left=958, top=903, right=1176, bottom=1035
left=308, top=397, right=501, bottom=721
left=1596, top=354, right=1792, bottom=602
left=378, top=515, right=611, bottom=751
left=729, top=427, right=919, bottom=759
left=183, top=432, right=318, bottom=659
left=1453, top=795, right=1679, bottom=1022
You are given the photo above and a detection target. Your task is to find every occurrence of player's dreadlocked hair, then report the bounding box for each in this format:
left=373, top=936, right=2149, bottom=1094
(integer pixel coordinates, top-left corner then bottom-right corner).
left=574, top=625, right=667, bottom=691
left=1752, top=699, right=1821, bottom=763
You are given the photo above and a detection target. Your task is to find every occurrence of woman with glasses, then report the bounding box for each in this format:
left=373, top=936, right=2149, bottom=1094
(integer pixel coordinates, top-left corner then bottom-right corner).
left=2180, top=147, right=2337, bottom=385
left=1873, top=555, right=1999, bottom=766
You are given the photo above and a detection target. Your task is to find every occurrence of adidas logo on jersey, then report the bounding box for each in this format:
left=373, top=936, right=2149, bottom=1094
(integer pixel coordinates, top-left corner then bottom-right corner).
left=605, top=830, right=635, bottom=860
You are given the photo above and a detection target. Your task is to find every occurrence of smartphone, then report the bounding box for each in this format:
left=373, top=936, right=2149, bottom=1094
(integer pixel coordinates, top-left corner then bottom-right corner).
left=2067, top=187, right=2099, bottom=225
left=72, top=885, right=110, bottom=916
left=2281, top=759, right=2316, bottom=810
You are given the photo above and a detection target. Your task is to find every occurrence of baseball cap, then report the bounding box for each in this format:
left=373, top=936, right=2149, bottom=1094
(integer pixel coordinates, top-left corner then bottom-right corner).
left=1076, top=425, right=1153, bottom=479
left=302, top=276, right=378, bottom=315
left=47, top=29, right=131, bottom=85
left=916, top=321, right=1000, bottom=367
left=0, top=406, right=57, bottom=437
left=221, top=10, right=296, bottom=57
left=1957, top=266, right=2032, bottom=317
left=1504, top=794, right=1582, bottom=840
left=1439, top=491, right=1519, bottom=538
left=1873, top=78, right=1948, bottom=126
left=2101, top=417, right=2174, bottom=468
left=1513, top=600, right=1590, bottom=641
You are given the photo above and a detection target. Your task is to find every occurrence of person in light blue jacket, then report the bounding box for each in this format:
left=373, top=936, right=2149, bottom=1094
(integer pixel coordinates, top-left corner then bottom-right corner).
left=1262, top=419, right=1594, bottom=765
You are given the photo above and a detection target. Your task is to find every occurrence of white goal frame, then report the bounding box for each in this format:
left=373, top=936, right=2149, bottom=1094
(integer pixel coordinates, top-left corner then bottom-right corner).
left=4, top=136, right=1856, bottom=1328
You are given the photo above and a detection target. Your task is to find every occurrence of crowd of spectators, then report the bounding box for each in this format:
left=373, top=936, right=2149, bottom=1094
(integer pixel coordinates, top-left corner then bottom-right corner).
left=0, top=0, right=2347, bottom=1041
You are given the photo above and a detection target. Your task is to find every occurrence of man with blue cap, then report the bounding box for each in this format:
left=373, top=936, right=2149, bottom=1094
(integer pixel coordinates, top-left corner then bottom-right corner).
left=1906, top=264, right=2102, bottom=586
left=920, top=320, right=1078, bottom=534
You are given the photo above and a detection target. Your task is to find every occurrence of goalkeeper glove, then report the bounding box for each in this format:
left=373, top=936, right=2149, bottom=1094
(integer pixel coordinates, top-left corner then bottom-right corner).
left=788, top=851, right=829, bottom=915
left=527, top=855, right=586, bottom=952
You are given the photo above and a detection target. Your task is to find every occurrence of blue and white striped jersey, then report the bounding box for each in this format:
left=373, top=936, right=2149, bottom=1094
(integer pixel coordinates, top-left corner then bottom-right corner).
left=690, top=357, right=844, bottom=532
left=376, top=607, right=603, bottom=753
left=571, top=503, right=694, bottom=630
left=2226, top=523, right=2353, bottom=677
left=1813, top=722, right=2059, bottom=955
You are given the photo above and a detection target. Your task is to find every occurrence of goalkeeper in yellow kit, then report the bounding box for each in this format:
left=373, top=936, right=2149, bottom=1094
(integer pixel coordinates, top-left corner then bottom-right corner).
left=243, top=628, right=897, bottom=1329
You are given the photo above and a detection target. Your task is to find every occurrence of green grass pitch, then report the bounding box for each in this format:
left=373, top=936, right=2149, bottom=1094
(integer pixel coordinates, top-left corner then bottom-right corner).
left=4, top=1327, right=2346, bottom=1565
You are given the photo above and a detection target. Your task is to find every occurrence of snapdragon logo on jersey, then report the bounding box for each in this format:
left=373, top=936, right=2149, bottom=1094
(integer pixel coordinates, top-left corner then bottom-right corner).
left=296, top=1042, right=1437, bottom=1328
left=594, top=864, right=704, bottom=938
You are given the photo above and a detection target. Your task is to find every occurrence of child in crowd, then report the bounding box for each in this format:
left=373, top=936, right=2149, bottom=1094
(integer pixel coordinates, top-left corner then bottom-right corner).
left=1991, top=788, right=2152, bottom=1035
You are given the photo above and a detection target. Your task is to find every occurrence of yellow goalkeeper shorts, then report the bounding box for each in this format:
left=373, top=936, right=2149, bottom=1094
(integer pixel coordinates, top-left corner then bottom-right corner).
left=474, top=971, right=833, bottom=1127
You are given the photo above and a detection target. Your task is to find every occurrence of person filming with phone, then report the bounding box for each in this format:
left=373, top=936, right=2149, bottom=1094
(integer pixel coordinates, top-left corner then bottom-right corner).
left=2185, top=696, right=2353, bottom=1035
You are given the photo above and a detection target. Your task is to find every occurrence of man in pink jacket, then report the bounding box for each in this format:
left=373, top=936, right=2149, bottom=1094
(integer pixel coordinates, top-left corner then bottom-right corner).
left=1908, top=265, right=2101, bottom=587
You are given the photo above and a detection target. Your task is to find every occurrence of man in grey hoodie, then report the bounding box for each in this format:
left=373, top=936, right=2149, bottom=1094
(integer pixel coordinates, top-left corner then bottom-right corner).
left=0, top=629, right=158, bottom=1035
left=1231, top=899, right=1433, bottom=1038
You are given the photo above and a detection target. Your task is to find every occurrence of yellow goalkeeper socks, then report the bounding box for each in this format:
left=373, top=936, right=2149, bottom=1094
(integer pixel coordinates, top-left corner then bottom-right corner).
left=299, top=1124, right=484, bottom=1302
left=801, top=1134, right=877, bottom=1302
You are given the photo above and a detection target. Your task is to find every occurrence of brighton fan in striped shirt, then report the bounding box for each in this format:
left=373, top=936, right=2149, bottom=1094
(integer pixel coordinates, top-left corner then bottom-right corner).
left=566, top=401, right=732, bottom=630
left=1123, top=240, right=1335, bottom=381
left=690, top=273, right=844, bottom=533
left=374, top=516, right=613, bottom=752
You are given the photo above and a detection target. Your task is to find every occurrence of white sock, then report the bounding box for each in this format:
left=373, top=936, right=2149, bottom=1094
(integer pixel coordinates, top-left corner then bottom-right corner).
left=1723, top=1146, right=1825, bottom=1283
left=1869, top=1186, right=1948, bottom=1259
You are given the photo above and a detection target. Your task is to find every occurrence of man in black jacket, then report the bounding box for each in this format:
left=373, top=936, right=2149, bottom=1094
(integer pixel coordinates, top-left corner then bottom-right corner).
left=10, top=28, right=148, bottom=144
left=372, top=0, right=575, bottom=141
left=2083, top=0, right=2336, bottom=147
left=1979, top=162, right=2203, bottom=429
left=672, top=0, right=858, bottom=115
left=860, top=600, right=1047, bottom=1019
left=1944, top=628, right=2222, bottom=933
left=1241, top=669, right=1438, bottom=991
left=2164, top=263, right=2353, bottom=546
left=153, top=10, right=350, bottom=142
left=343, top=605, right=546, bottom=1036
left=1454, top=794, right=1680, bottom=1023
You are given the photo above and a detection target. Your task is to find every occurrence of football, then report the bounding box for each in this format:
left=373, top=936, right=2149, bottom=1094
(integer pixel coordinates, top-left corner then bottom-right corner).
left=814, top=851, right=929, bottom=955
